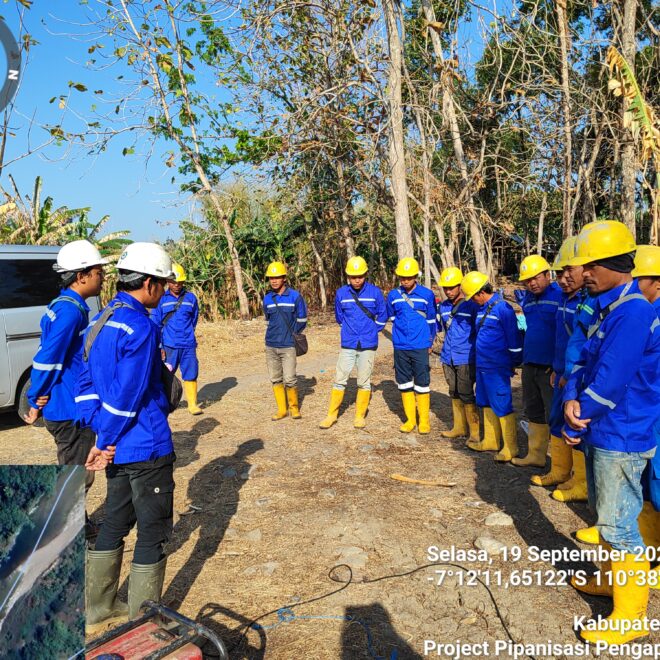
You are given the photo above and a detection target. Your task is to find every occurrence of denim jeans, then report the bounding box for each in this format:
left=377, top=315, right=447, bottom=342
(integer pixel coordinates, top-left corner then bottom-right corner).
left=334, top=348, right=376, bottom=390
left=584, top=444, right=657, bottom=553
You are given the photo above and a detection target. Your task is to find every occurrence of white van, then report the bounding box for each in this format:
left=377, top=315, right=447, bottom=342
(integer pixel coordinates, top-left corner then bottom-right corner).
left=0, top=245, right=101, bottom=421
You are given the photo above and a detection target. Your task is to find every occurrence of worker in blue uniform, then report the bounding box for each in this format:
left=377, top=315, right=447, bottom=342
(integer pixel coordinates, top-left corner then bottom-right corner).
left=386, top=257, right=437, bottom=434
left=461, top=272, right=523, bottom=461
left=25, top=239, right=108, bottom=536
left=562, top=222, right=660, bottom=647
left=263, top=261, right=308, bottom=420
left=436, top=267, right=480, bottom=443
left=152, top=262, right=202, bottom=415
left=512, top=254, right=563, bottom=468
left=78, top=242, right=176, bottom=633
left=319, top=256, right=387, bottom=429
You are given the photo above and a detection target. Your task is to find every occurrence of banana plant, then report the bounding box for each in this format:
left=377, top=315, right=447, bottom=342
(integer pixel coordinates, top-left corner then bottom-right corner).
left=606, top=46, right=660, bottom=243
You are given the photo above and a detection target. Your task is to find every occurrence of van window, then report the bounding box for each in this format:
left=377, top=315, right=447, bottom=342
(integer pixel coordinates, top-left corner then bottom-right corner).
left=0, top=259, right=61, bottom=309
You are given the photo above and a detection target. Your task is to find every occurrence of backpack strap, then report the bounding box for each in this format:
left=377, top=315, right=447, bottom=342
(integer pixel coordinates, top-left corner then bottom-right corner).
left=444, top=299, right=466, bottom=330
left=49, top=295, right=88, bottom=317
left=587, top=282, right=646, bottom=339
left=478, top=298, right=502, bottom=329
left=83, top=301, right=131, bottom=362
left=400, top=289, right=427, bottom=318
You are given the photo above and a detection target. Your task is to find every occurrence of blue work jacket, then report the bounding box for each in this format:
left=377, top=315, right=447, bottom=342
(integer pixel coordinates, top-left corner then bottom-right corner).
left=152, top=290, right=199, bottom=348
left=263, top=287, right=308, bottom=348
left=27, top=289, right=90, bottom=422
left=437, top=297, right=478, bottom=366
left=386, top=284, right=437, bottom=350
left=75, top=292, right=173, bottom=464
left=562, top=292, right=597, bottom=381
left=563, top=280, right=660, bottom=453
left=521, top=282, right=563, bottom=366
left=474, top=293, right=523, bottom=371
left=334, top=282, right=387, bottom=350
left=552, top=292, right=583, bottom=376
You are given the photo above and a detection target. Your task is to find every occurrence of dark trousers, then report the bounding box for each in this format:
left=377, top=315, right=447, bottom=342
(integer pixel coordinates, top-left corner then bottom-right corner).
left=522, top=364, right=554, bottom=424
left=45, top=419, right=95, bottom=492
left=95, top=452, right=175, bottom=565
left=394, top=349, right=430, bottom=393
left=442, top=363, right=476, bottom=404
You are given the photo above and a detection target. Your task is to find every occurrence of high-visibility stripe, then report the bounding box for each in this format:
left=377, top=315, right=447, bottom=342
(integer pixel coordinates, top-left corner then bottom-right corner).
left=651, top=318, right=659, bottom=333
left=457, top=312, right=472, bottom=317
left=75, top=394, right=99, bottom=402
left=102, top=402, right=137, bottom=418
left=414, top=385, right=430, bottom=393
left=584, top=387, right=616, bottom=410
left=397, top=381, right=414, bottom=390
left=296, top=318, right=307, bottom=322
left=571, top=364, right=583, bottom=374
left=106, top=320, right=134, bottom=335
left=508, top=347, right=522, bottom=352
left=426, top=319, right=436, bottom=324
left=342, top=298, right=376, bottom=303
left=487, top=315, right=499, bottom=320
left=375, top=320, right=386, bottom=326
left=45, top=309, right=57, bottom=321
left=266, top=303, right=295, bottom=308
left=33, top=361, right=62, bottom=371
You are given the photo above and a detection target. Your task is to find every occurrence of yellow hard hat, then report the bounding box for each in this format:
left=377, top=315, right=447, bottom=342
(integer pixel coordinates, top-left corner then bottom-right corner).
left=519, top=254, right=551, bottom=281
left=171, top=262, right=187, bottom=282
left=551, top=237, right=577, bottom=271
left=395, top=257, right=420, bottom=277
left=346, top=256, right=368, bottom=276
left=439, top=267, right=463, bottom=287
left=568, top=220, right=636, bottom=266
left=461, top=271, right=489, bottom=300
left=632, top=245, right=660, bottom=277
left=266, top=261, right=287, bottom=278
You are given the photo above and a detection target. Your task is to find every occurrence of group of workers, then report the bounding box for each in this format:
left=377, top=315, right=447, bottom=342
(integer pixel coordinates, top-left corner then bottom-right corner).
left=23, top=218, right=660, bottom=647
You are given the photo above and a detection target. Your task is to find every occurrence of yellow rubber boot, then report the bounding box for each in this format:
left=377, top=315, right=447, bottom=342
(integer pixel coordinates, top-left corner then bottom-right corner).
left=399, top=391, right=417, bottom=433
left=638, top=502, right=660, bottom=591
left=511, top=422, right=549, bottom=467
left=530, top=435, right=572, bottom=486
left=441, top=399, right=467, bottom=438
left=552, top=448, right=588, bottom=502
left=416, top=392, right=431, bottom=435
left=353, top=389, right=371, bottom=429
left=319, top=388, right=345, bottom=429
left=576, top=526, right=600, bottom=545
left=183, top=380, right=203, bottom=415
left=464, top=403, right=480, bottom=444
left=467, top=407, right=500, bottom=452
left=286, top=387, right=301, bottom=419
left=580, top=554, right=650, bottom=646
left=271, top=384, right=288, bottom=420
left=571, top=542, right=613, bottom=598
left=495, top=413, right=519, bottom=462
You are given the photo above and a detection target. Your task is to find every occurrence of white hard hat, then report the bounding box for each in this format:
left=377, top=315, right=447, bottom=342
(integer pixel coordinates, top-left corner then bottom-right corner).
left=54, top=240, right=109, bottom=273
left=116, top=242, right=174, bottom=280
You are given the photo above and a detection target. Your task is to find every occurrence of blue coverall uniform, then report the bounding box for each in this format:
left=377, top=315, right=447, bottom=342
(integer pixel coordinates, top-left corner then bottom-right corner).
left=563, top=281, right=660, bottom=552
left=474, top=293, right=523, bottom=417
left=152, top=289, right=200, bottom=380
left=386, top=284, right=437, bottom=393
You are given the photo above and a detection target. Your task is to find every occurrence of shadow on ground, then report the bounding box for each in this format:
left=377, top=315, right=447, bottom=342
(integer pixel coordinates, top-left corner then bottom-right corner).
left=199, top=377, right=238, bottom=406
left=162, top=438, right=264, bottom=609
left=341, top=603, right=422, bottom=659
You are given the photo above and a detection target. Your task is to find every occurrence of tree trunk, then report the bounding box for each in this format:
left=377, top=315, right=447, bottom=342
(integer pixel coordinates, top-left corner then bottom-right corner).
left=537, top=192, right=548, bottom=254
left=305, top=216, right=328, bottom=310
left=336, top=159, right=356, bottom=259
left=619, top=0, right=638, bottom=237
left=383, top=0, right=414, bottom=258
left=556, top=0, right=573, bottom=238
left=420, top=0, right=488, bottom=274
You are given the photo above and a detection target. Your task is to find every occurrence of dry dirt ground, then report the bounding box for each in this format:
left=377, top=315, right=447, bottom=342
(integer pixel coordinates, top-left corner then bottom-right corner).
left=0, top=317, right=658, bottom=659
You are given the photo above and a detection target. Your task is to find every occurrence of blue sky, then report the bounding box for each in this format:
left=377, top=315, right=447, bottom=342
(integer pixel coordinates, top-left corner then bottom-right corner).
left=1, top=1, right=192, bottom=242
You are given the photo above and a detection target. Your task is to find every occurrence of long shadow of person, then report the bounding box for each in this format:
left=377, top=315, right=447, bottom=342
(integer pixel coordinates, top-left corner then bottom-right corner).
left=375, top=379, right=405, bottom=423
left=162, top=439, right=264, bottom=609
left=296, top=375, right=317, bottom=408
left=341, top=603, right=422, bottom=660
left=172, top=416, right=219, bottom=471
left=198, top=376, right=238, bottom=407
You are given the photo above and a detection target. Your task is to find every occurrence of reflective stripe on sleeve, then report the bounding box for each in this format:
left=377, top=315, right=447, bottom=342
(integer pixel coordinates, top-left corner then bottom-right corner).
left=33, top=361, right=63, bottom=371
left=102, top=402, right=137, bottom=418
left=75, top=394, right=100, bottom=402
left=106, top=321, right=134, bottom=335
left=584, top=387, right=616, bottom=410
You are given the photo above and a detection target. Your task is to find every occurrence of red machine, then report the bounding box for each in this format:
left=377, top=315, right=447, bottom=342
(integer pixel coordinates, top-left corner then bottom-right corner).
left=86, top=601, right=228, bottom=660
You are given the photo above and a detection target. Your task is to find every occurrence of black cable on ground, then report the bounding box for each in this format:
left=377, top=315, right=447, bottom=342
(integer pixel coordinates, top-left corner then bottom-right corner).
left=224, top=561, right=537, bottom=660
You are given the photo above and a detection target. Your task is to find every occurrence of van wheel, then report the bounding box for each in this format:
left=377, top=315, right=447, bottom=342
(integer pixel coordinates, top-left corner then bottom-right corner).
left=16, top=374, right=44, bottom=427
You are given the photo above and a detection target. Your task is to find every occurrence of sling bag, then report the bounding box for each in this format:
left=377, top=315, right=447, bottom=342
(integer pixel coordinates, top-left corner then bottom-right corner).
left=477, top=298, right=502, bottom=330
left=161, top=295, right=186, bottom=328
left=272, top=294, right=308, bottom=356
left=587, top=282, right=646, bottom=339
left=444, top=299, right=466, bottom=330
left=348, top=287, right=377, bottom=322
left=83, top=301, right=182, bottom=413
left=400, top=289, right=427, bottom=318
